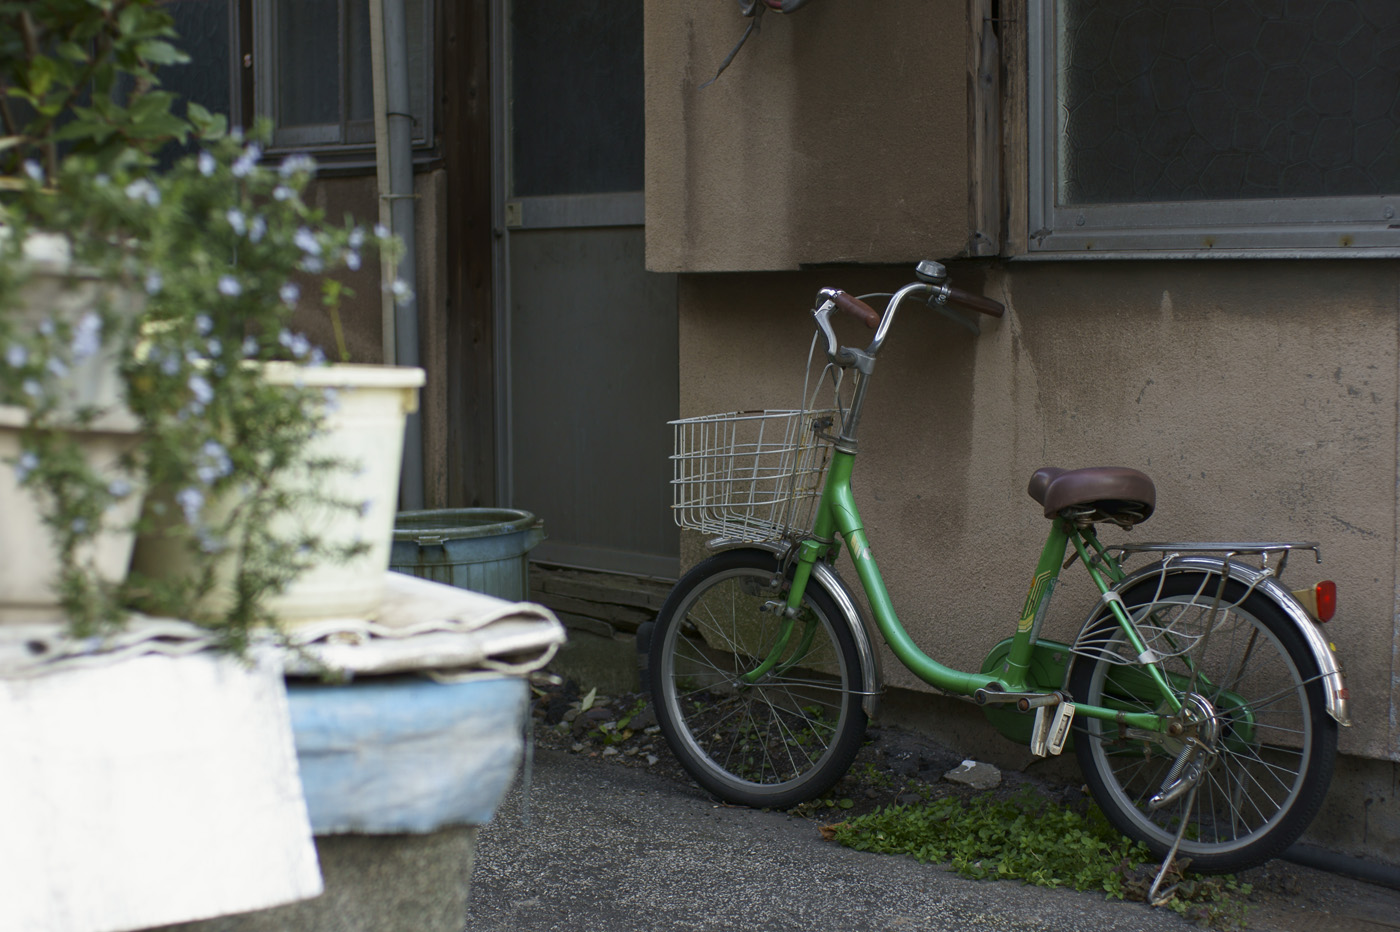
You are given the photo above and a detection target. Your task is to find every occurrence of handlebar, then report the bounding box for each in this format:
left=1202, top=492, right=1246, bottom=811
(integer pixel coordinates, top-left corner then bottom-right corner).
left=811, top=266, right=1006, bottom=365
left=939, top=284, right=1005, bottom=319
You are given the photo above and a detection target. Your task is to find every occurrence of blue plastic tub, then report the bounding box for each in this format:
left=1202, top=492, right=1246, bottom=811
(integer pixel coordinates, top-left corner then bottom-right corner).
left=390, top=508, right=545, bottom=601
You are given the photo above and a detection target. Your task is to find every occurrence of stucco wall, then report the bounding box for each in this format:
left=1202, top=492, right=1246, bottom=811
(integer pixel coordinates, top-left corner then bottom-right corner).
left=645, top=0, right=971, bottom=272
left=678, top=260, right=1400, bottom=762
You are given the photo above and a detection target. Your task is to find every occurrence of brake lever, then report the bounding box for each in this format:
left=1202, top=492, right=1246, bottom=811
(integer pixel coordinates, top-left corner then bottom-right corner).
left=812, top=295, right=841, bottom=358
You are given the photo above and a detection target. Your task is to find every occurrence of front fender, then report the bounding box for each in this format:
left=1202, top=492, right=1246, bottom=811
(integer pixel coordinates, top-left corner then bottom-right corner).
left=714, top=539, right=884, bottom=720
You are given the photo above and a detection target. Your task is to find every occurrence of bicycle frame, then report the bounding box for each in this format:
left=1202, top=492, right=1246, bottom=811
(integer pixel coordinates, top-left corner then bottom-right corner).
left=765, top=446, right=1174, bottom=735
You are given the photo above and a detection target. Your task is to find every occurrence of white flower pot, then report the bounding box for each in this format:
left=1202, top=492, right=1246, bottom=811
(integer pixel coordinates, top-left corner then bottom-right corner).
left=6, top=231, right=141, bottom=429
left=262, top=362, right=425, bottom=621
left=0, top=407, right=144, bottom=625
left=131, top=364, right=425, bottom=624
left=0, top=233, right=146, bottom=625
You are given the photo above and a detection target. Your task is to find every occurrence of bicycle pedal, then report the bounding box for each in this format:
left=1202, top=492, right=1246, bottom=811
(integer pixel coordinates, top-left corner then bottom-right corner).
left=1031, top=702, right=1076, bottom=757
left=1047, top=701, right=1075, bottom=755
left=1031, top=706, right=1050, bottom=757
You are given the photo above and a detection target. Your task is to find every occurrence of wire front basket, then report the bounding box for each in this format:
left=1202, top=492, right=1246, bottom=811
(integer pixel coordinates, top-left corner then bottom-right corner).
left=671, top=409, right=838, bottom=542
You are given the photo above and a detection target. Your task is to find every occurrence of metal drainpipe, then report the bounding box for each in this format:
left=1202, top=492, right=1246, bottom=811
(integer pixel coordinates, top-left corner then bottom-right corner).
left=368, top=0, right=425, bottom=509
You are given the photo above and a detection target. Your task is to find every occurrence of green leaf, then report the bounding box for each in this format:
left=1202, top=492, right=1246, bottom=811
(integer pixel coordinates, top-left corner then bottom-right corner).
left=187, top=104, right=228, bottom=140
left=57, top=41, right=91, bottom=64
left=580, top=687, right=597, bottom=713
left=136, top=40, right=189, bottom=66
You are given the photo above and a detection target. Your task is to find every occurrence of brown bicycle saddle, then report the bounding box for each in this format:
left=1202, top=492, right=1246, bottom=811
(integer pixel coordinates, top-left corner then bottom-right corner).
left=1027, top=466, right=1156, bottom=527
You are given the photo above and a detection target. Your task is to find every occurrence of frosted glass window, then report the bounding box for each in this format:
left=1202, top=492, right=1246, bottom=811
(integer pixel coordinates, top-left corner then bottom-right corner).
left=1028, top=0, right=1400, bottom=255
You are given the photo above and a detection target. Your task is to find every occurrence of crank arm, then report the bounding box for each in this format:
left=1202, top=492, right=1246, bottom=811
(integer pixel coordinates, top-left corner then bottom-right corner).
left=974, top=687, right=1066, bottom=712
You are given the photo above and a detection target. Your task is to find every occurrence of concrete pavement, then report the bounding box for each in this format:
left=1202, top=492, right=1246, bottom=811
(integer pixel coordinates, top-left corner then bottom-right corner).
left=469, top=747, right=1199, bottom=932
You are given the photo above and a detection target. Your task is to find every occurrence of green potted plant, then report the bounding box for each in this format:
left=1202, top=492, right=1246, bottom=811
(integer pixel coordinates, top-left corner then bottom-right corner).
left=0, top=0, right=421, bottom=650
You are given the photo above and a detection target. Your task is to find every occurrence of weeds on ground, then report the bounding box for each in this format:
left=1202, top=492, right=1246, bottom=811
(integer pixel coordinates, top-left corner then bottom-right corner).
left=825, top=787, right=1251, bottom=929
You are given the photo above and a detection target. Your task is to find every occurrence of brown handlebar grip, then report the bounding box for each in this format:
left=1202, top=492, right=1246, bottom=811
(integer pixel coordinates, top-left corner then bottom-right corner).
left=831, top=291, right=881, bottom=328
left=943, top=285, right=1005, bottom=318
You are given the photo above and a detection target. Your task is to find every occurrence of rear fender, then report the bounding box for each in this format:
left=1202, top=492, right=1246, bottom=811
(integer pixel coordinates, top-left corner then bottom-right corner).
left=1068, top=555, right=1350, bottom=726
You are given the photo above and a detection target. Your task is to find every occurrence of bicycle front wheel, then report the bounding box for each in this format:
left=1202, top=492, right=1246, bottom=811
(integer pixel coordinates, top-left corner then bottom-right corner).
left=1070, top=571, right=1337, bottom=873
left=649, top=549, right=867, bottom=809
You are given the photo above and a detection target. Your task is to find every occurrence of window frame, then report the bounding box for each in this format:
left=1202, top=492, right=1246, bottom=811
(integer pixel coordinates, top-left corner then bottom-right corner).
left=250, top=0, right=435, bottom=159
left=1025, top=0, right=1400, bottom=259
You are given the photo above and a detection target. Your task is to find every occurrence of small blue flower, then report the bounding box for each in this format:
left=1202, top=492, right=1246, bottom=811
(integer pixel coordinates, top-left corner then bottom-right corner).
left=198, top=151, right=217, bottom=177
left=390, top=279, right=412, bottom=305
left=279, top=282, right=300, bottom=307
left=71, top=517, right=89, bottom=535
left=70, top=312, right=102, bottom=361
left=4, top=344, right=27, bottom=369
left=299, top=256, right=324, bottom=274
left=242, top=335, right=260, bottom=358
left=14, top=451, right=39, bottom=482
left=345, top=251, right=361, bottom=271
left=108, top=478, right=133, bottom=498
left=124, top=178, right=160, bottom=206
left=348, top=227, right=366, bottom=250
left=293, top=227, right=323, bottom=256
left=226, top=208, right=247, bottom=235
left=231, top=143, right=262, bottom=178
left=197, top=529, right=227, bottom=554
left=195, top=314, right=213, bottom=336
left=249, top=216, right=267, bottom=243
left=22, top=378, right=41, bottom=397
left=176, top=486, right=205, bottom=525
left=217, top=275, right=242, bottom=297
left=374, top=223, right=391, bottom=240
left=46, top=357, right=69, bottom=378
left=279, top=154, right=317, bottom=178
left=273, top=185, right=295, bottom=201
left=196, top=439, right=232, bottom=484
left=22, top=160, right=43, bottom=183
left=144, top=271, right=163, bottom=295
left=188, top=374, right=213, bottom=406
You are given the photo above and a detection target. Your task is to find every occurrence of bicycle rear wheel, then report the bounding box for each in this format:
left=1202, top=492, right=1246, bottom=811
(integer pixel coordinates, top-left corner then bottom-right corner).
left=648, top=548, right=867, bottom=809
left=1070, top=571, right=1337, bottom=873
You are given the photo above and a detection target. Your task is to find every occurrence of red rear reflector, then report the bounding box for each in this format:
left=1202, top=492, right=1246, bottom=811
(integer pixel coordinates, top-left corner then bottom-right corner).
left=1314, top=581, right=1337, bottom=622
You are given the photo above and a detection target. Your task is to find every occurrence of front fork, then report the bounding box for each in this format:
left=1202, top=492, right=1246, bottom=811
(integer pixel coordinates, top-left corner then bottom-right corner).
left=739, top=539, right=831, bottom=685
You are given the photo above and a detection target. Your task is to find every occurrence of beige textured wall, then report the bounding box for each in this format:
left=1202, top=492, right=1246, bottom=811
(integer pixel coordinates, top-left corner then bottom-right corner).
left=645, top=1, right=971, bottom=272
left=679, top=261, right=1400, bottom=761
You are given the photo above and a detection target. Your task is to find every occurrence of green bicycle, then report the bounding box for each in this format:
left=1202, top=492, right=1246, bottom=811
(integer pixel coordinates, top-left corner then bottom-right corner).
left=641, top=261, right=1349, bottom=874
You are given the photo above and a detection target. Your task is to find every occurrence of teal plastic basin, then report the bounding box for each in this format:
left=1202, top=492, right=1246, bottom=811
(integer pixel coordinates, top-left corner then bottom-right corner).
left=390, top=508, right=545, bottom=602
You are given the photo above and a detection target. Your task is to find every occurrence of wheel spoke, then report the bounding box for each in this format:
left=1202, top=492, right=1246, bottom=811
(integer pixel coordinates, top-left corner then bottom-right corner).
left=652, top=556, right=865, bottom=807
left=1072, top=574, right=1333, bottom=872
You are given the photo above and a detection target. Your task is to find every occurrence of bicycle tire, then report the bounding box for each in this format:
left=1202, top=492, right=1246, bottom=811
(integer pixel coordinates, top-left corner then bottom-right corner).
left=648, top=548, right=867, bottom=809
left=1069, top=570, right=1338, bottom=873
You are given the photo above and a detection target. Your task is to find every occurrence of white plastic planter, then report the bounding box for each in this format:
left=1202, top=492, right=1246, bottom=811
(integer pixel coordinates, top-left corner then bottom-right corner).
left=131, top=363, right=425, bottom=625
left=0, top=233, right=145, bottom=624
left=6, top=231, right=142, bottom=427
left=261, top=363, right=426, bottom=621
left=0, top=408, right=144, bottom=625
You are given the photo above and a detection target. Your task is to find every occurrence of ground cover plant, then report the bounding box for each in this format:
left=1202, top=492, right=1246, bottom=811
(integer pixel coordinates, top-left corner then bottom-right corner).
left=826, top=787, right=1253, bottom=929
